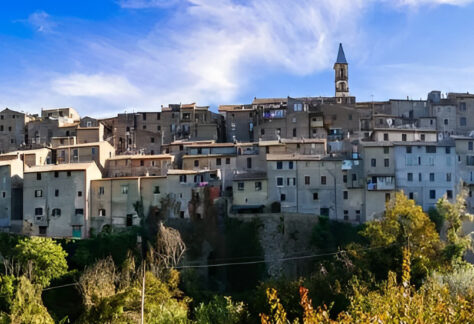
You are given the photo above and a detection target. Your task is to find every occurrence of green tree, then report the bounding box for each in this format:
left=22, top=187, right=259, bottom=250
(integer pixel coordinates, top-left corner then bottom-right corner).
left=360, top=191, right=442, bottom=284
left=12, top=237, right=68, bottom=288
left=436, top=188, right=473, bottom=266
left=194, top=295, right=248, bottom=324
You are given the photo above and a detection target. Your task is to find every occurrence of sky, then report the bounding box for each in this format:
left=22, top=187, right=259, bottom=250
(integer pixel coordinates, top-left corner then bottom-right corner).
left=1, top=0, right=474, bottom=117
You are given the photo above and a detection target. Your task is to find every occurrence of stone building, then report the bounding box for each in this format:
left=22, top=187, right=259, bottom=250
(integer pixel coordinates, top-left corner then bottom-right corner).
left=0, top=108, right=30, bottom=153
left=0, top=159, right=24, bottom=232
left=54, top=141, right=115, bottom=170
left=104, top=154, right=174, bottom=178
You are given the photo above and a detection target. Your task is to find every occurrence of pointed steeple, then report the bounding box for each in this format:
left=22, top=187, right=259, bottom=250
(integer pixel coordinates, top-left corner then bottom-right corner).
left=335, top=43, right=347, bottom=64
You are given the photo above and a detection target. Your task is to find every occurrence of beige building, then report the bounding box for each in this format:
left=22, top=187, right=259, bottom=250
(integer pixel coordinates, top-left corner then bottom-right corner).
left=51, top=136, right=76, bottom=148
left=23, top=162, right=102, bottom=238
left=372, top=128, right=437, bottom=142
left=231, top=172, right=267, bottom=213
left=0, top=148, right=51, bottom=167
left=104, top=154, right=174, bottom=177
left=55, top=141, right=115, bottom=169
left=41, top=107, right=80, bottom=122
left=76, top=123, right=105, bottom=144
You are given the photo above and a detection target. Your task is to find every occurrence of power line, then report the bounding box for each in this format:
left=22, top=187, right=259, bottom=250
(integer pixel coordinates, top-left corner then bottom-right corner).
left=42, top=282, right=78, bottom=291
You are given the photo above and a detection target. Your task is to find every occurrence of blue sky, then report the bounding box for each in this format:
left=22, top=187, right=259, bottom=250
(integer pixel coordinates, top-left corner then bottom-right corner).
left=1, top=0, right=474, bottom=117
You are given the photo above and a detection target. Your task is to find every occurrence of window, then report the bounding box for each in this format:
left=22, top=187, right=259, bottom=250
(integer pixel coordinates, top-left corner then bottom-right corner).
left=430, top=190, right=436, bottom=199
left=216, top=158, right=221, bottom=166
left=418, top=173, right=422, bottom=182
left=99, top=186, right=105, bottom=195
left=78, top=191, right=82, bottom=197
left=444, top=119, right=448, bottom=125
left=293, top=128, right=297, bottom=137
left=54, top=171, right=59, bottom=178
left=277, top=161, right=283, bottom=169
left=98, top=209, right=106, bottom=216
left=426, top=146, right=436, bottom=153
left=371, top=159, right=376, bottom=167
left=409, top=192, right=414, bottom=200
left=385, top=193, right=391, bottom=202
left=179, top=175, right=187, bottom=183
left=406, top=146, right=412, bottom=154
left=67, top=171, right=71, bottom=177
left=446, top=173, right=452, bottom=182
left=348, top=114, right=353, bottom=121
left=383, top=133, right=389, bottom=141
left=460, top=117, right=467, bottom=126
left=320, top=208, right=329, bottom=217
left=238, top=182, right=244, bottom=191
left=355, top=210, right=361, bottom=222
left=421, top=134, right=425, bottom=141
left=52, top=208, right=61, bottom=216
left=294, top=103, right=303, bottom=111
left=1, top=192, right=5, bottom=198
left=39, top=226, right=47, bottom=235
left=277, top=177, right=283, bottom=186
left=287, top=177, right=296, bottom=186
left=343, top=174, right=347, bottom=183
left=75, top=208, right=84, bottom=215
left=469, top=142, right=473, bottom=151
left=179, top=211, right=185, bottom=218
left=402, top=134, right=407, bottom=141
left=247, top=157, right=252, bottom=169
left=305, top=176, right=310, bottom=185
left=225, top=158, right=230, bottom=165
left=445, top=147, right=451, bottom=154
left=384, top=159, right=389, bottom=167
left=344, top=210, right=349, bottom=221
left=151, top=137, right=155, bottom=143
left=407, top=173, right=413, bottom=182
left=288, top=161, right=294, bottom=169
left=313, top=192, right=319, bottom=200
left=460, top=102, right=467, bottom=111
left=121, top=185, right=129, bottom=194
left=430, top=173, right=435, bottom=182
left=343, top=191, right=348, bottom=200
left=321, top=176, right=326, bottom=185
left=280, top=194, right=286, bottom=201
left=35, top=190, right=43, bottom=197
left=140, top=160, right=144, bottom=167
left=255, top=182, right=262, bottom=191
left=35, top=207, right=43, bottom=215
left=194, top=160, right=199, bottom=167
left=261, top=129, right=265, bottom=135
left=54, top=189, right=59, bottom=197
left=447, top=190, right=453, bottom=199
left=153, top=186, right=160, bottom=194
left=352, top=174, right=357, bottom=181
left=383, top=147, right=389, bottom=154
left=36, top=173, right=41, bottom=180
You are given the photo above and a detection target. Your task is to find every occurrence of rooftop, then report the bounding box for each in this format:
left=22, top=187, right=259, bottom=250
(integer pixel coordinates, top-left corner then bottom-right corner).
left=25, top=162, right=98, bottom=173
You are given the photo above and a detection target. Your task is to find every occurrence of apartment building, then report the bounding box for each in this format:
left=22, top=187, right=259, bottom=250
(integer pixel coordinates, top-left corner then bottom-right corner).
left=23, top=162, right=102, bottom=238
left=231, top=172, right=267, bottom=213
left=104, top=154, right=173, bottom=177
left=0, top=148, right=51, bottom=167
left=0, top=108, right=29, bottom=153
left=0, top=159, right=24, bottom=232
left=54, top=141, right=115, bottom=169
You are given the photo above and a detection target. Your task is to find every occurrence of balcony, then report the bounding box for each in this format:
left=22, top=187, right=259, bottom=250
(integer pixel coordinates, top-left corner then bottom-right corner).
left=367, top=176, right=395, bottom=191
left=310, top=119, right=324, bottom=128
left=262, top=109, right=285, bottom=119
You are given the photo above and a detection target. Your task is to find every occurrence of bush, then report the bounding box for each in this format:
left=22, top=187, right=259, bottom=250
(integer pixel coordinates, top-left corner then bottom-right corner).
left=194, top=295, right=248, bottom=324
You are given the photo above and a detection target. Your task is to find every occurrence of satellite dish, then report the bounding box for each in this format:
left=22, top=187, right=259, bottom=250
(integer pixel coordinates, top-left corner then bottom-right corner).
left=438, top=133, right=443, bottom=141
left=386, top=118, right=393, bottom=127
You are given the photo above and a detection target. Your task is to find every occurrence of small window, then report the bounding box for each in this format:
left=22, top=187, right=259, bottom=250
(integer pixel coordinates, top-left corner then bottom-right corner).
left=469, top=142, right=473, bottom=151
left=430, top=173, right=435, bottom=182
left=52, top=208, right=61, bottom=216
left=288, top=161, right=294, bottom=169
left=55, top=189, right=59, bottom=197
left=78, top=191, right=82, bottom=197
left=444, top=119, right=448, bottom=125
left=409, top=192, right=414, bottom=200
left=255, top=182, right=262, bottom=191
left=343, top=191, right=348, bottom=200
left=140, top=160, right=144, bottom=166
left=426, top=146, right=436, bottom=153
left=151, top=137, right=155, bottom=143
left=429, top=190, right=436, bottom=199
left=121, top=185, right=129, bottom=194
left=292, top=128, right=297, bottom=137
left=238, top=182, right=244, bottom=191
left=180, top=211, right=185, bottom=218
left=179, top=175, right=187, bottom=183
left=280, top=194, right=286, bottom=201
left=305, top=176, right=310, bottom=185
left=35, top=190, right=43, bottom=197
left=460, top=117, right=467, bottom=126
left=35, top=207, right=43, bottom=215
left=446, top=173, right=452, bottom=182
left=194, top=160, right=199, bottom=167
left=99, top=209, right=106, bottom=216
left=406, top=146, right=412, bottom=154
left=352, top=174, right=357, bottom=181
left=321, top=176, right=326, bottom=185
left=420, top=134, right=425, bottom=141
left=402, top=134, right=407, bottom=141
left=39, top=226, right=47, bottom=235
left=446, top=190, right=453, bottom=199
left=75, top=208, right=84, bottom=215
left=247, top=157, right=252, bottom=169
left=371, top=159, right=376, bottom=167
left=384, top=159, right=389, bottom=167
left=418, top=173, right=422, bottom=182
left=320, top=208, right=329, bottom=217
left=313, top=192, right=319, bottom=200
left=383, top=133, right=389, bottom=141
left=383, top=147, right=389, bottom=154
left=153, top=186, right=160, bottom=194
left=344, top=210, right=349, bottom=221
left=54, top=171, right=59, bottom=178
left=445, top=147, right=451, bottom=154
left=36, top=173, right=41, bottom=180
left=216, top=158, right=221, bottom=166
left=225, top=158, right=230, bottom=165
left=1, top=192, right=5, bottom=198
left=276, top=161, right=283, bottom=169
left=277, top=177, right=283, bottom=187
left=67, top=171, right=71, bottom=177
left=99, top=186, right=105, bottom=195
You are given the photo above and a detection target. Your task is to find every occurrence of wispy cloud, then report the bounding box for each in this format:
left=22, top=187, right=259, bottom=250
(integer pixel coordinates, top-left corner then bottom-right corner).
left=392, top=0, right=474, bottom=7
left=118, top=0, right=181, bottom=8
left=26, top=11, right=56, bottom=33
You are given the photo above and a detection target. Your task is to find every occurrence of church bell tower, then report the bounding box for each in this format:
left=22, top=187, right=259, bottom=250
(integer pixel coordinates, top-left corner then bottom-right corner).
left=334, top=43, right=349, bottom=99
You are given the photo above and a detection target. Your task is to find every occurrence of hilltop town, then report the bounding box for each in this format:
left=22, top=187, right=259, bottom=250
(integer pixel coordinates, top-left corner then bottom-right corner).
left=0, top=44, right=473, bottom=238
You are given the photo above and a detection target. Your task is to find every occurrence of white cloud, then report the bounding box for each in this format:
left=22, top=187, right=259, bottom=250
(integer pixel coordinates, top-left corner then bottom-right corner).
left=26, top=11, right=56, bottom=33
left=393, top=0, right=474, bottom=6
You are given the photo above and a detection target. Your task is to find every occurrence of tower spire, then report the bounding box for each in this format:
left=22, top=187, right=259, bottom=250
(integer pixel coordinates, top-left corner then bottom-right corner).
left=336, top=43, right=347, bottom=64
